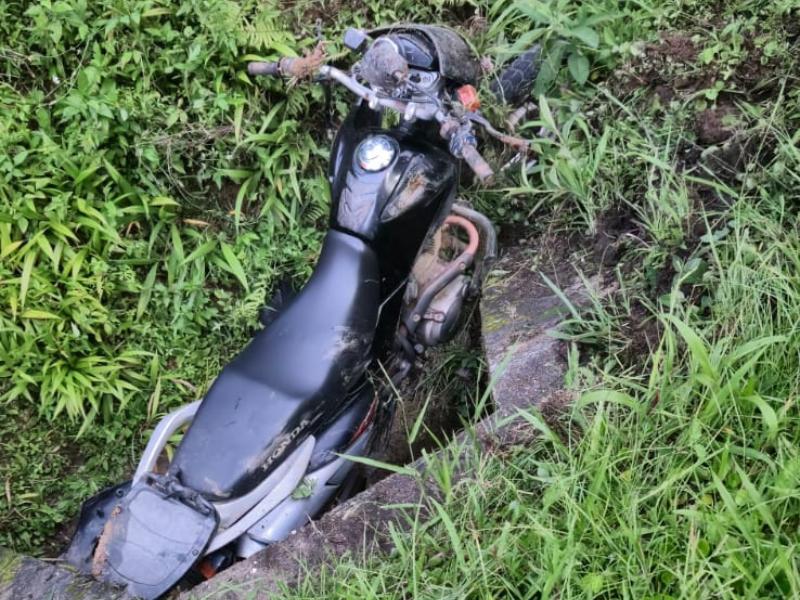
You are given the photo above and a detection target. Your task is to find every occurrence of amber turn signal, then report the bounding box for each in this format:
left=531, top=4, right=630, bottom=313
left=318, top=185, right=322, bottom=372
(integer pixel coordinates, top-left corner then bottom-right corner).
left=456, top=84, right=481, bottom=112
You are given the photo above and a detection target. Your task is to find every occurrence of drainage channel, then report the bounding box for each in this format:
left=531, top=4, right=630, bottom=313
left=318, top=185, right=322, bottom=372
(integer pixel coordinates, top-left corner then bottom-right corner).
left=1, top=239, right=609, bottom=600
left=185, top=241, right=609, bottom=600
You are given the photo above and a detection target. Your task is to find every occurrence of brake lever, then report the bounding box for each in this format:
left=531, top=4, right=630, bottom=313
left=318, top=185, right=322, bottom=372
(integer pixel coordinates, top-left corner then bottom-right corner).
left=465, top=112, right=530, bottom=152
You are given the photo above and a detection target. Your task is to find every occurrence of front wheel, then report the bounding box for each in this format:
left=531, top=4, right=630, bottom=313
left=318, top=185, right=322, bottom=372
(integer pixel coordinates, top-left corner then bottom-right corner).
left=490, top=45, right=542, bottom=106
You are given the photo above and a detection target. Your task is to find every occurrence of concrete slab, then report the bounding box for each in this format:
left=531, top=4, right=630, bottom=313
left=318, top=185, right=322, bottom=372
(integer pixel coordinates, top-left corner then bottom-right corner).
left=480, top=244, right=603, bottom=411
left=0, top=546, right=123, bottom=600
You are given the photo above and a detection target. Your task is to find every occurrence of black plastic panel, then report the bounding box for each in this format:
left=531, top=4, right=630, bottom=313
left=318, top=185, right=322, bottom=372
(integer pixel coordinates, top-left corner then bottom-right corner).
left=96, top=482, right=217, bottom=599
left=307, top=380, right=374, bottom=471
left=63, top=481, right=132, bottom=573
left=329, top=123, right=457, bottom=250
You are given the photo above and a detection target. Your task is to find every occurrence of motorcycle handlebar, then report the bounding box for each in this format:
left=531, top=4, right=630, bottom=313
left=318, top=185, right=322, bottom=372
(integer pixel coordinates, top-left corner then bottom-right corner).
left=247, top=61, right=282, bottom=77
left=461, top=143, right=494, bottom=184
left=248, top=57, right=497, bottom=184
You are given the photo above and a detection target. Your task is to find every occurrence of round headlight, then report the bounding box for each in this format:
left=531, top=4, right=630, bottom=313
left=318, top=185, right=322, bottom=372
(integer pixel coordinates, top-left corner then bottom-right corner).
left=356, top=135, right=396, bottom=172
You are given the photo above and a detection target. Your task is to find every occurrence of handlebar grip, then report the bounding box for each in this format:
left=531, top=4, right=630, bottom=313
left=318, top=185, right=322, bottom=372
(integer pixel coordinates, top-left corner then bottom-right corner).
left=247, top=61, right=282, bottom=77
left=461, top=143, right=494, bottom=184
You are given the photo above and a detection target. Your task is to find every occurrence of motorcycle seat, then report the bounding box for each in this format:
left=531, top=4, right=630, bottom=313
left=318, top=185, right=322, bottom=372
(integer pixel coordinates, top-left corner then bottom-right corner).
left=169, top=230, right=379, bottom=500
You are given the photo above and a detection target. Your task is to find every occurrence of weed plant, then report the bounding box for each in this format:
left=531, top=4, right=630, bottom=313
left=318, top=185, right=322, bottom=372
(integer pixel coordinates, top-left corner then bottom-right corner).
left=2, top=6, right=800, bottom=599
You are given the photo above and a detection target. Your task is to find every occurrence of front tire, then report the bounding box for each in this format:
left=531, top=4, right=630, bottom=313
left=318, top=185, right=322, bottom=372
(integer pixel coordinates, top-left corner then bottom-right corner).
left=490, top=45, right=542, bottom=106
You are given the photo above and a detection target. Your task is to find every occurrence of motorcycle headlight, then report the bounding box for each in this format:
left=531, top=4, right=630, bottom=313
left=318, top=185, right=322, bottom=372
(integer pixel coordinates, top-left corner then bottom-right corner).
left=356, top=135, right=397, bottom=172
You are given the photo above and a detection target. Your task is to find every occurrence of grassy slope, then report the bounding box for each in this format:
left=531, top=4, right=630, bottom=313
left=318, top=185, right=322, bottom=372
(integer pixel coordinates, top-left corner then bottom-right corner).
left=276, top=1, right=800, bottom=599
left=2, top=2, right=799, bottom=598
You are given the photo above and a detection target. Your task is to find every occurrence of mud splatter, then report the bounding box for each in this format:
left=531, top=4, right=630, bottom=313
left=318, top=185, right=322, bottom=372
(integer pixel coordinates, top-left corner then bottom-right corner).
left=91, top=505, right=121, bottom=579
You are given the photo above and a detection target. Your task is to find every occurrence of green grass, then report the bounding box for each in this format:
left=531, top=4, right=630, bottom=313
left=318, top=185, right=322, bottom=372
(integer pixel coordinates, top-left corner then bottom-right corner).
left=2, top=2, right=800, bottom=599
left=272, top=0, right=799, bottom=598
left=284, top=183, right=800, bottom=593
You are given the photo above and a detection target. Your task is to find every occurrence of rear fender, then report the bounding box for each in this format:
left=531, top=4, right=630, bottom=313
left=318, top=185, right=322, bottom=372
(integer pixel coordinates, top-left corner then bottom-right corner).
left=63, top=481, right=132, bottom=573
left=72, top=419, right=314, bottom=598
left=93, top=476, right=217, bottom=600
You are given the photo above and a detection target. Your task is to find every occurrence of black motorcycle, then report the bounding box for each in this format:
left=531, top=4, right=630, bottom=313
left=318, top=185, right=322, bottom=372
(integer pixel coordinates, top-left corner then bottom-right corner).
left=64, top=24, right=540, bottom=599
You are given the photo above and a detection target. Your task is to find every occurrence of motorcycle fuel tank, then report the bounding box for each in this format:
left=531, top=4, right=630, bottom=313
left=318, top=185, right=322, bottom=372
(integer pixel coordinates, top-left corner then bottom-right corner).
left=330, top=128, right=458, bottom=243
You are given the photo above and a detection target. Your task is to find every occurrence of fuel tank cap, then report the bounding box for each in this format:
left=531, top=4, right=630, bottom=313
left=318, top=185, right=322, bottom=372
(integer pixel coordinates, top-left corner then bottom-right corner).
left=356, top=135, right=397, bottom=172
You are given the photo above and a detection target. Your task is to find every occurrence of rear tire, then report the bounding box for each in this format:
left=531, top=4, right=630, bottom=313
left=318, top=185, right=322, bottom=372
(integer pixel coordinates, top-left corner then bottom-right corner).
left=490, top=45, right=542, bottom=106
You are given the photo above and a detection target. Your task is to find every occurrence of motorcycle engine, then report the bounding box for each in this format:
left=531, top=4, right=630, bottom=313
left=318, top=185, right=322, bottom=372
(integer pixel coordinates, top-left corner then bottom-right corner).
left=403, top=223, right=471, bottom=348
left=414, top=274, right=469, bottom=347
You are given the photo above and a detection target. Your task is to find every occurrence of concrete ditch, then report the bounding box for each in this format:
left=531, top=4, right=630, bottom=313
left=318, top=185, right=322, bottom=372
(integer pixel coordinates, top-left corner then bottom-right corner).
left=0, top=546, right=124, bottom=600
left=0, top=242, right=605, bottom=600
left=185, top=242, right=606, bottom=599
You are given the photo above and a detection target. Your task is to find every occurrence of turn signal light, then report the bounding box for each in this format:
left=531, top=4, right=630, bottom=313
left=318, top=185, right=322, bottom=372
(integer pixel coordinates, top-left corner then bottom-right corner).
left=456, top=85, right=481, bottom=112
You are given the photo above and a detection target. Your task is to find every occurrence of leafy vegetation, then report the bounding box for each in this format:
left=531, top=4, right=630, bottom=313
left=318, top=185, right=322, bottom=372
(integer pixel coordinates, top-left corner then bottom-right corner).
left=279, top=0, right=797, bottom=599
left=2, top=3, right=800, bottom=600
left=0, top=0, right=460, bottom=552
